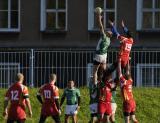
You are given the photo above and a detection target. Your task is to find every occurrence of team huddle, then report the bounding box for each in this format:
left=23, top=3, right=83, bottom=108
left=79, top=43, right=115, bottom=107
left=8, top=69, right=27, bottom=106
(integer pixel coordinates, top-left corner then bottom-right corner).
left=89, top=7, right=138, bottom=123
left=3, top=7, right=138, bottom=123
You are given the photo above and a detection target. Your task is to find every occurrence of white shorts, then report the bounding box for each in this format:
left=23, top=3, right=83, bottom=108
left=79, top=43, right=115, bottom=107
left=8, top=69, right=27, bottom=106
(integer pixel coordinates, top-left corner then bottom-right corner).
left=94, top=54, right=107, bottom=64
left=89, top=103, right=98, bottom=114
left=65, top=104, right=78, bottom=115
left=111, top=103, right=117, bottom=114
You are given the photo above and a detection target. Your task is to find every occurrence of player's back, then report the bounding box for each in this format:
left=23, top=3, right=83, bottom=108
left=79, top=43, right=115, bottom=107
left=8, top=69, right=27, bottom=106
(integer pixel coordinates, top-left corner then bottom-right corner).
left=40, top=83, right=58, bottom=104
left=119, top=36, right=133, bottom=58
left=6, top=82, right=25, bottom=106
left=120, top=76, right=134, bottom=101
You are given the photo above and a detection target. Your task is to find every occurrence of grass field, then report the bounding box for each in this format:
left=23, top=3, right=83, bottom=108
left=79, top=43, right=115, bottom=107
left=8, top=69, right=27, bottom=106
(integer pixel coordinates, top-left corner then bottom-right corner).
left=0, top=87, right=160, bottom=123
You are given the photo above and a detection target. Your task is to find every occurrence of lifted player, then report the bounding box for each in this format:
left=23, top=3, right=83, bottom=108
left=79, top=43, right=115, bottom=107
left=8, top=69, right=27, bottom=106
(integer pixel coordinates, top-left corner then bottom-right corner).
left=93, top=8, right=113, bottom=85
left=109, top=20, right=133, bottom=69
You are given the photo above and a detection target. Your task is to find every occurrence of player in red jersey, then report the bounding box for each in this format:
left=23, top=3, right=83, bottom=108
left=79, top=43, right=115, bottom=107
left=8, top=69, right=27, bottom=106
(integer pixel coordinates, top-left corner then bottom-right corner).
left=37, top=74, right=61, bottom=123
left=109, top=20, right=134, bottom=68
left=98, top=70, right=117, bottom=123
left=3, top=73, right=32, bottom=123
left=118, top=59, right=138, bottom=123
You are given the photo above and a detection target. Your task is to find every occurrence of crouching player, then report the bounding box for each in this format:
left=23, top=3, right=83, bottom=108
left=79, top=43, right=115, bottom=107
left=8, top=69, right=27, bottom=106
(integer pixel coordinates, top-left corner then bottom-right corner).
left=118, top=59, right=138, bottom=123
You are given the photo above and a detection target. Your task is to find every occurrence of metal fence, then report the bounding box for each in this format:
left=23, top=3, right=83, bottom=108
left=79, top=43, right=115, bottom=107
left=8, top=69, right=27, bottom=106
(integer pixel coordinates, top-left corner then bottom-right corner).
left=0, top=48, right=160, bottom=88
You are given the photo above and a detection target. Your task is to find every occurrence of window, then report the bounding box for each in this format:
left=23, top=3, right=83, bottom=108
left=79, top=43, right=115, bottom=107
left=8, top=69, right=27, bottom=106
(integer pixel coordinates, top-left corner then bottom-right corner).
left=88, top=0, right=117, bottom=30
left=41, top=0, right=68, bottom=31
left=0, top=0, right=20, bottom=32
left=137, top=0, right=160, bottom=30
left=136, top=64, right=160, bottom=87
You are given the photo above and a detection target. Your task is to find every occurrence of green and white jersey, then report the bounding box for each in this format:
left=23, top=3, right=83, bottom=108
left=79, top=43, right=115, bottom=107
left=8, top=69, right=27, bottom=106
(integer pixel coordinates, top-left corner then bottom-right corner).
left=89, top=82, right=99, bottom=104
left=62, top=87, right=80, bottom=105
left=111, top=90, right=116, bottom=103
left=96, top=33, right=111, bottom=55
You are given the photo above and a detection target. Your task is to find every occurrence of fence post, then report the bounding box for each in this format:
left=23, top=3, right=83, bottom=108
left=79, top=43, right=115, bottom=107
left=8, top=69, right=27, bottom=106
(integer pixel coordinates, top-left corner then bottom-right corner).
left=30, top=49, right=34, bottom=87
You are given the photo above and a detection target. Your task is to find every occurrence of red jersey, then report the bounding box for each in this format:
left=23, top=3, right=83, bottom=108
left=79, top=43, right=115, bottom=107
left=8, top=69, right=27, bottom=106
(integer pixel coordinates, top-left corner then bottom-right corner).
left=38, top=82, right=59, bottom=116
left=118, top=36, right=133, bottom=59
left=98, top=80, right=112, bottom=103
left=5, top=82, right=29, bottom=120
left=120, top=76, right=134, bottom=101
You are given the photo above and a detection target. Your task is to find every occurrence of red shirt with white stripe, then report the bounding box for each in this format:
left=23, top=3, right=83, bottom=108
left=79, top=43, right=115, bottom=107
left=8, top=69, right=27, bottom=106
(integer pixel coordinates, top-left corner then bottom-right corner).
left=5, top=82, right=29, bottom=120
left=38, top=82, right=59, bottom=116
left=118, top=36, right=133, bottom=59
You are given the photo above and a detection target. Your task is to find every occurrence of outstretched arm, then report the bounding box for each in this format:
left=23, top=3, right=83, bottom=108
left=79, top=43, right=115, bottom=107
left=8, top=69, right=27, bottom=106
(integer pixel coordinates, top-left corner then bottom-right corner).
left=109, top=20, right=120, bottom=38
left=118, top=59, right=122, bottom=79
left=126, top=58, right=131, bottom=75
left=96, top=13, right=105, bottom=35
left=121, top=20, right=129, bottom=34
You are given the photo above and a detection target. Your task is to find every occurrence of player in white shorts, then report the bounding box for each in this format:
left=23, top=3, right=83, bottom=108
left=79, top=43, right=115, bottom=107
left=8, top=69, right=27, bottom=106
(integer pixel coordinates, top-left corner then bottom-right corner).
left=60, top=80, right=80, bottom=123
left=93, top=8, right=113, bottom=85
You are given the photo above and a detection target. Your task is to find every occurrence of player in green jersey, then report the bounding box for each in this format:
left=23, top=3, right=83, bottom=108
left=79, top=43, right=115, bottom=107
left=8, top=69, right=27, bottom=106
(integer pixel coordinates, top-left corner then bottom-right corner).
left=93, top=10, right=113, bottom=85
left=60, top=80, right=80, bottom=123
left=89, top=76, right=99, bottom=123
left=110, top=78, right=118, bottom=123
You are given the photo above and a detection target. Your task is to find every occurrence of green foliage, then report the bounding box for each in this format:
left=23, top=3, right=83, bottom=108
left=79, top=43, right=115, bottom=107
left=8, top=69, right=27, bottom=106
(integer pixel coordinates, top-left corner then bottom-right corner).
left=0, top=87, right=160, bottom=123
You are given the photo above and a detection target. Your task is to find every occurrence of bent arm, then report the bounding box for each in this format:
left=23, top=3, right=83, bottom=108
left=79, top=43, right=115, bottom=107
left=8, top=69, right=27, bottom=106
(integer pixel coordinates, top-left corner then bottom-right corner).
left=36, top=94, right=43, bottom=104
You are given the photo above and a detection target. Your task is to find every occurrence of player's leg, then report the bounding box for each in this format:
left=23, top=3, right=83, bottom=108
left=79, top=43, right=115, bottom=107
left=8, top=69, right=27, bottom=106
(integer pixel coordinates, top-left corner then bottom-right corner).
left=103, top=114, right=111, bottom=123
left=110, top=113, right=116, bottom=123
left=72, top=114, right=77, bottom=123
left=89, top=103, right=98, bottom=123
left=123, top=112, right=130, bottom=123
left=65, top=114, right=70, bottom=123
left=110, top=103, right=117, bottom=123
left=98, top=113, right=105, bottom=123
left=130, top=112, right=138, bottom=123
left=93, top=61, right=100, bottom=84
left=52, top=115, right=61, bottom=123
left=90, top=113, right=98, bottom=123
left=39, top=115, right=47, bottom=123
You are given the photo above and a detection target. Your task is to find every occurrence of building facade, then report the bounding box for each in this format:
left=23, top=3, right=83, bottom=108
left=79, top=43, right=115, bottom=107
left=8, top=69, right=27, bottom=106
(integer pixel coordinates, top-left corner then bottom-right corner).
left=0, top=0, right=160, bottom=48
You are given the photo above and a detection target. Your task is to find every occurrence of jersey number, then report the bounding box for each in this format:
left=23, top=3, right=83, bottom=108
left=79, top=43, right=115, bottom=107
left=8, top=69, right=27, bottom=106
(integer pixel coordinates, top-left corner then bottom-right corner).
left=11, top=90, right=19, bottom=100
left=44, top=90, right=51, bottom=99
left=125, top=43, right=132, bottom=51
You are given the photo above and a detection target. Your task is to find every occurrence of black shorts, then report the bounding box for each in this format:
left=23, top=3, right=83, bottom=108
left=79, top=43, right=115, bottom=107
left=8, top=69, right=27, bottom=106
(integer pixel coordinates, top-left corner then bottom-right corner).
left=123, top=111, right=135, bottom=116
left=93, top=60, right=101, bottom=65
left=91, top=113, right=98, bottom=117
